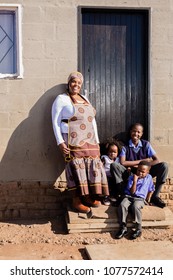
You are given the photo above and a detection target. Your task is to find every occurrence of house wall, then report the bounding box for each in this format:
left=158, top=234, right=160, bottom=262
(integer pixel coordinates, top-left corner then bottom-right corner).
left=0, top=0, right=173, bottom=220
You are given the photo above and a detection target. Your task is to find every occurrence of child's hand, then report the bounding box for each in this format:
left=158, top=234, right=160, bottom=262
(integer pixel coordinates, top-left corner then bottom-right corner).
left=142, top=158, right=151, bottom=162
left=133, top=174, right=139, bottom=182
left=101, top=157, right=106, bottom=165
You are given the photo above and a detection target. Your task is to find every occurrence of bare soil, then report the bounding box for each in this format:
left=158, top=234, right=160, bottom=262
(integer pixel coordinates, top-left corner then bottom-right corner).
left=0, top=216, right=173, bottom=260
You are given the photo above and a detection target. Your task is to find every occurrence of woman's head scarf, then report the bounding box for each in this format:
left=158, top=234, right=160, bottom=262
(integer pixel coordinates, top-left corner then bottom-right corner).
left=67, top=71, right=83, bottom=84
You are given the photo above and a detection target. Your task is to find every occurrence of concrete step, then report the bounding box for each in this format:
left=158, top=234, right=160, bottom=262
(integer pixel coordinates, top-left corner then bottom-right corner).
left=66, top=205, right=173, bottom=233
left=85, top=241, right=173, bottom=260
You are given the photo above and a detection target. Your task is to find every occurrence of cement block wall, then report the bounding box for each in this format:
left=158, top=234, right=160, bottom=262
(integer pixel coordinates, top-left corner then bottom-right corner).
left=0, top=0, right=173, bottom=219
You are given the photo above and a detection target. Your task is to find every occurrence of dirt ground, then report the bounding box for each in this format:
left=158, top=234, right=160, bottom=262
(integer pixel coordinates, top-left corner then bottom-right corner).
left=0, top=216, right=173, bottom=260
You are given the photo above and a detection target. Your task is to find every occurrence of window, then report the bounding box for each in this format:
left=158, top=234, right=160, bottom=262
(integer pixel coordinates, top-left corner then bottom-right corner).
left=0, top=4, right=23, bottom=78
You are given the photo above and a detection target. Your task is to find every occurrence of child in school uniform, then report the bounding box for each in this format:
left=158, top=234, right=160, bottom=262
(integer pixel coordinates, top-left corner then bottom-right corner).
left=111, top=123, right=168, bottom=208
left=115, top=160, right=154, bottom=239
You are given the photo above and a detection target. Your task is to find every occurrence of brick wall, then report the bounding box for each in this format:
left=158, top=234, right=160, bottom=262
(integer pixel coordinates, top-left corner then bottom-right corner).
left=0, top=181, right=69, bottom=221
left=0, top=179, right=172, bottom=221
left=160, top=178, right=173, bottom=211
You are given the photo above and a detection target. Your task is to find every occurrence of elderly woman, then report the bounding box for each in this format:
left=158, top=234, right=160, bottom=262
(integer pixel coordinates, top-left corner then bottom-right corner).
left=52, top=71, right=109, bottom=213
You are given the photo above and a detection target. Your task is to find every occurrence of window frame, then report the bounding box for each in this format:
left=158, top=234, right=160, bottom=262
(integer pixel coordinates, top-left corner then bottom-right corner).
left=0, top=4, right=23, bottom=79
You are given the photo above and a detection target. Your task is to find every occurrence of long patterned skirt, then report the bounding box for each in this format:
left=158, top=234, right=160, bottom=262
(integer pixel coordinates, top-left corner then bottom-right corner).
left=65, top=157, right=109, bottom=196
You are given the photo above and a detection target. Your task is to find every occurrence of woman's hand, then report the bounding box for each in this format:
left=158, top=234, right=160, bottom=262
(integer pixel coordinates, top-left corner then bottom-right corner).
left=58, top=142, right=70, bottom=155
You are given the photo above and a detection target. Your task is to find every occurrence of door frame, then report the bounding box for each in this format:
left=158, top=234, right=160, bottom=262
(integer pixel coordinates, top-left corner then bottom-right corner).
left=78, top=6, right=151, bottom=141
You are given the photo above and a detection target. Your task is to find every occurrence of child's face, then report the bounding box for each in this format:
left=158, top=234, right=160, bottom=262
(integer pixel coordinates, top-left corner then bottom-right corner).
left=130, top=125, right=143, bottom=143
left=108, top=145, right=118, bottom=160
left=136, top=165, right=150, bottom=178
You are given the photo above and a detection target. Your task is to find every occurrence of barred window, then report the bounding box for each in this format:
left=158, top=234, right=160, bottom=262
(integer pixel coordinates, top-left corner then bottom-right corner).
left=0, top=5, right=22, bottom=78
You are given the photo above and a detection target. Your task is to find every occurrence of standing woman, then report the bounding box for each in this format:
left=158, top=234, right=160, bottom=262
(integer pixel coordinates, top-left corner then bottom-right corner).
left=52, top=72, right=109, bottom=213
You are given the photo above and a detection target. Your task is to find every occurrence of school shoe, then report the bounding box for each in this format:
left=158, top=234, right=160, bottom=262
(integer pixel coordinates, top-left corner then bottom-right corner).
left=102, top=196, right=111, bottom=206
left=72, top=197, right=91, bottom=213
left=115, top=227, right=128, bottom=239
left=131, top=229, right=142, bottom=239
left=82, top=196, right=101, bottom=208
left=150, top=196, right=166, bottom=208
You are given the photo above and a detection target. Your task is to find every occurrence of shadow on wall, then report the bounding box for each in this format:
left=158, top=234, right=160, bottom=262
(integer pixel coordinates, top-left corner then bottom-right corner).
left=0, top=84, right=66, bottom=183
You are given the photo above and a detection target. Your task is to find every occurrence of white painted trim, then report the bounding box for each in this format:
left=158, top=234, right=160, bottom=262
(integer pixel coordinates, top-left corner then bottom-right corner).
left=0, top=4, right=23, bottom=79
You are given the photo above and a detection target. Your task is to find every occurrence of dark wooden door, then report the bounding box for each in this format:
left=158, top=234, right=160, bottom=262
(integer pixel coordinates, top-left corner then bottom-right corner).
left=79, top=9, right=149, bottom=143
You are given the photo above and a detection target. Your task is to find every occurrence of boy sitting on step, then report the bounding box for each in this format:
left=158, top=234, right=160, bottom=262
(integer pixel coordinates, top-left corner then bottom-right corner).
left=115, top=160, right=154, bottom=240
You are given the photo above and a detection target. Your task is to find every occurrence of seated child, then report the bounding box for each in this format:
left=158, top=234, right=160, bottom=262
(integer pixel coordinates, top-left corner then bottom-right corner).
left=115, top=160, right=154, bottom=240
left=111, top=122, right=168, bottom=208
left=101, top=141, right=122, bottom=205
